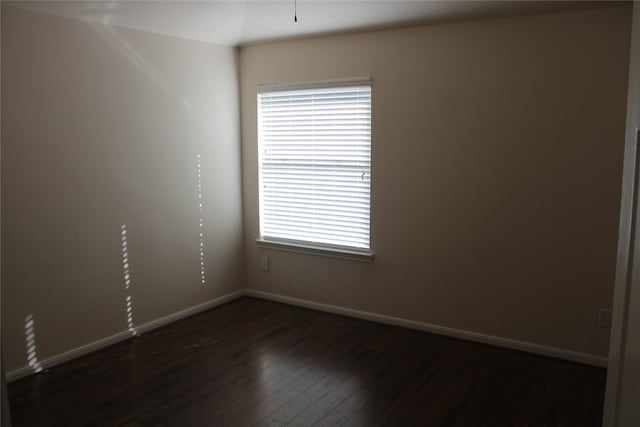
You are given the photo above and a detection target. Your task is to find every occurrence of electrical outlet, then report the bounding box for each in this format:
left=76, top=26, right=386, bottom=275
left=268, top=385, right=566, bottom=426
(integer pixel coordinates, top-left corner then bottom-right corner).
left=598, top=309, right=612, bottom=328
left=261, top=256, right=270, bottom=271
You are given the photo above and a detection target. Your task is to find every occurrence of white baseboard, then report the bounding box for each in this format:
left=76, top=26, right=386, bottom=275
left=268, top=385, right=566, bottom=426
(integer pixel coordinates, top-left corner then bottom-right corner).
left=245, top=289, right=608, bottom=367
left=7, top=287, right=606, bottom=382
left=6, top=290, right=246, bottom=382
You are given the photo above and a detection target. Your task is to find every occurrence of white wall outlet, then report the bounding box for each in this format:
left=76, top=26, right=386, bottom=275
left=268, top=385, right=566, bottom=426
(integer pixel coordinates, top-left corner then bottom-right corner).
left=261, top=256, right=270, bottom=271
left=598, top=309, right=612, bottom=328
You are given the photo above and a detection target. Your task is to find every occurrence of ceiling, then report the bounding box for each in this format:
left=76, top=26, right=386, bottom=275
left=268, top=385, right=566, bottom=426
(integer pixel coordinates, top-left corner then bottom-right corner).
left=8, top=1, right=620, bottom=46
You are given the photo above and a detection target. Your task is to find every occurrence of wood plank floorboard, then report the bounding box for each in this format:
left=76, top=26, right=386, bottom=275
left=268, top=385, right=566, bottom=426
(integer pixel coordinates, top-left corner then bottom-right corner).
left=7, top=297, right=606, bottom=426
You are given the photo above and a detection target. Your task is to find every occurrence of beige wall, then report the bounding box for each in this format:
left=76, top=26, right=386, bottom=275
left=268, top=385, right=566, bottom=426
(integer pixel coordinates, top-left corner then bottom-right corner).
left=1, top=7, right=243, bottom=371
left=241, top=7, right=631, bottom=358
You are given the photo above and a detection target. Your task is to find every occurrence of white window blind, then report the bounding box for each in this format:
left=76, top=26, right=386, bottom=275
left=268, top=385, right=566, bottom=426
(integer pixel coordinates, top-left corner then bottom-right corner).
left=258, top=82, right=372, bottom=252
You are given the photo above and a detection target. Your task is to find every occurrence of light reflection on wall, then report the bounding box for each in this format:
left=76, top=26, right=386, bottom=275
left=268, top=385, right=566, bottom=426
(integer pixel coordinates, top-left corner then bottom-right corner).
left=24, top=314, right=43, bottom=373
left=90, top=21, right=168, bottom=90
left=122, top=225, right=138, bottom=335
left=197, top=154, right=206, bottom=285
left=122, top=225, right=131, bottom=290
left=126, top=295, right=137, bottom=335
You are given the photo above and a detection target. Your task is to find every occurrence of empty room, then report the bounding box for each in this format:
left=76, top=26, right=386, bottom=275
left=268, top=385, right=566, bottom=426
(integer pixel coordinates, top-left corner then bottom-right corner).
left=1, top=0, right=639, bottom=426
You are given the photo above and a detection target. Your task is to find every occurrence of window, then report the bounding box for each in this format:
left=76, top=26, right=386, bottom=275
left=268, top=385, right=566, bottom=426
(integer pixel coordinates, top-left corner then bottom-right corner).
left=257, top=80, right=372, bottom=259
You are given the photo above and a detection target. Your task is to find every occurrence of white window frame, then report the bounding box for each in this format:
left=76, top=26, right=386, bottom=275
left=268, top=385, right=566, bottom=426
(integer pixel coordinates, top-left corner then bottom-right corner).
left=256, top=78, right=374, bottom=262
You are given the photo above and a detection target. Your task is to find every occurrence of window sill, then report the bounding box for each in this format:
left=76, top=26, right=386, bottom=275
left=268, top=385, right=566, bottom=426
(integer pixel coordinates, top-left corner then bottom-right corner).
left=255, top=239, right=374, bottom=263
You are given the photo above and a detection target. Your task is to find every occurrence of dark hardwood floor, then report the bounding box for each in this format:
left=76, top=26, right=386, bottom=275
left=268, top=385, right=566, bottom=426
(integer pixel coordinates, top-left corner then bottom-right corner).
left=8, top=297, right=606, bottom=426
